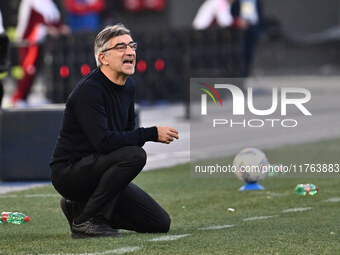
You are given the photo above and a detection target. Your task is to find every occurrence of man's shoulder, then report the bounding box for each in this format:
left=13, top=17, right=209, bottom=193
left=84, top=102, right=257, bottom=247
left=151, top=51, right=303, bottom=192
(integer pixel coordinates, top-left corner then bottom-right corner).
left=76, top=69, right=103, bottom=90
left=67, top=69, right=103, bottom=101
left=79, top=68, right=102, bottom=86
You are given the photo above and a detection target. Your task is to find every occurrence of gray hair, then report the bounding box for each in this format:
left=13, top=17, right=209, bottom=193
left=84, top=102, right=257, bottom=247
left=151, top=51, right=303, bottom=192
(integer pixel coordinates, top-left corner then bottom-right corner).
left=94, top=24, right=132, bottom=67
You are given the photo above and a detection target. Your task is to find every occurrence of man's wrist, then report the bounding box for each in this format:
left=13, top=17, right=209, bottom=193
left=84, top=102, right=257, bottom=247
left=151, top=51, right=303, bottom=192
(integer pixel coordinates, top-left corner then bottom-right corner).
left=140, top=126, right=158, bottom=142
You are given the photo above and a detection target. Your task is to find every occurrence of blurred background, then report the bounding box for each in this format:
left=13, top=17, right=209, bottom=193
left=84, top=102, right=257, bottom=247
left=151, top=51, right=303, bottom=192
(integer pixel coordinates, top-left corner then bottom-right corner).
left=1, top=0, right=340, bottom=106
left=0, top=0, right=340, bottom=181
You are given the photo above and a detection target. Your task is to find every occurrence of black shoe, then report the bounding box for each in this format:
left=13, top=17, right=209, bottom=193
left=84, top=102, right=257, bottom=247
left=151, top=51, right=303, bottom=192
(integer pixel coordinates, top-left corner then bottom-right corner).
left=60, top=197, right=74, bottom=231
left=71, top=218, right=121, bottom=239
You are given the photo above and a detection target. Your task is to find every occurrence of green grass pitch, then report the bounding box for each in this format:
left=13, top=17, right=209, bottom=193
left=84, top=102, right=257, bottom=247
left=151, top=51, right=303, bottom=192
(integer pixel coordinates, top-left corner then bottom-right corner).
left=0, top=138, right=339, bottom=254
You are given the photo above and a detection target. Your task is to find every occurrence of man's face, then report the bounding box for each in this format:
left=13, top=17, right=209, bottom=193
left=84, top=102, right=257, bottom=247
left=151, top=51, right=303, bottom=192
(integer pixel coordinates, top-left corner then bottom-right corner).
left=102, top=34, right=136, bottom=77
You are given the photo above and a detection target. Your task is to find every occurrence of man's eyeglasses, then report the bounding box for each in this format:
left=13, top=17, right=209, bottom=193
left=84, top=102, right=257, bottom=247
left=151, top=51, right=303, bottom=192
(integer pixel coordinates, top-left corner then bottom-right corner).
left=102, top=42, right=138, bottom=53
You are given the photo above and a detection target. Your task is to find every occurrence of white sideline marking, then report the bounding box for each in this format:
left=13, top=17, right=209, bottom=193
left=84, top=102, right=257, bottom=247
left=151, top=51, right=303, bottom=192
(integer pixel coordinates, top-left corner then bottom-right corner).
left=199, top=224, right=235, bottom=230
left=323, top=197, right=340, bottom=203
left=146, top=150, right=190, bottom=164
left=282, top=207, right=312, bottom=213
left=242, top=215, right=279, bottom=221
left=43, top=246, right=142, bottom=255
left=149, top=234, right=190, bottom=242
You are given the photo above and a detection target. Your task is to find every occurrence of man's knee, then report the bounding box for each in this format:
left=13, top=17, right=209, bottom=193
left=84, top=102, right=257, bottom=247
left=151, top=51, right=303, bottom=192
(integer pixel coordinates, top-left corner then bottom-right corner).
left=123, top=146, right=147, bottom=167
left=157, top=212, right=171, bottom=233
left=143, top=210, right=171, bottom=233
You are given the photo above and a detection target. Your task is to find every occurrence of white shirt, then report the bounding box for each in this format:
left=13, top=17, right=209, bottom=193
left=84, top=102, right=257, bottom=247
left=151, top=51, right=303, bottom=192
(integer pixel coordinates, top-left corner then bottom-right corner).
left=0, top=10, right=4, bottom=33
left=240, top=0, right=259, bottom=25
left=193, top=0, right=233, bottom=30
left=16, top=0, right=60, bottom=40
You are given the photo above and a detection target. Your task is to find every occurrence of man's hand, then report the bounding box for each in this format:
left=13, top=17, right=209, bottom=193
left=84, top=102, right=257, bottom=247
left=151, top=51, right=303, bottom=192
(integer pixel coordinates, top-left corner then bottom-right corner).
left=157, top=126, right=179, bottom=144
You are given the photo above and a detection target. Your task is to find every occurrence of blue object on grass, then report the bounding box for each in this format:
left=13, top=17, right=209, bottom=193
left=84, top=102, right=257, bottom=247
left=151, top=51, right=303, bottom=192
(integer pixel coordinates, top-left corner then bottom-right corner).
left=239, top=182, right=264, bottom=191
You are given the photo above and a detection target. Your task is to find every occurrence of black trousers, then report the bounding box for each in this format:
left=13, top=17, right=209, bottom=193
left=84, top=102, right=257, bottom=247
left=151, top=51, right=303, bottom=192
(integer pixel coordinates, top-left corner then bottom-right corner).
left=51, top=146, right=170, bottom=233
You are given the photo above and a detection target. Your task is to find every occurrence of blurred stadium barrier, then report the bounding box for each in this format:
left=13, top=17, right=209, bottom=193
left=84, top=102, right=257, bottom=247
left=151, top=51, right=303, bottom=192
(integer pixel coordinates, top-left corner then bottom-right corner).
left=42, top=27, right=243, bottom=105
left=0, top=104, right=140, bottom=181
left=0, top=106, right=64, bottom=181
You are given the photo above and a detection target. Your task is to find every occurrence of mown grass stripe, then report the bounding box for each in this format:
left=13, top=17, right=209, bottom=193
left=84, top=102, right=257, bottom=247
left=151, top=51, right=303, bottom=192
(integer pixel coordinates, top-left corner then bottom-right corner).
left=24, top=194, right=59, bottom=198
left=0, top=195, right=18, bottom=199
left=323, top=197, right=340, bottom=202
left=0, top=194, right=59, bottom=199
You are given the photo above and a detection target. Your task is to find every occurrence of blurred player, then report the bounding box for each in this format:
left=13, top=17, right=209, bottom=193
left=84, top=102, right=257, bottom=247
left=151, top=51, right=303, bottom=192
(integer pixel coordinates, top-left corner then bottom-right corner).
left=0, top=9, right=9, bottom=107
left=11, top=0, right=69, bottom=105
left=193, top=0, right=235, bottom=29
left=232, top=0, right=263, bottom=77
left=63, top=0, right=105, bottom=32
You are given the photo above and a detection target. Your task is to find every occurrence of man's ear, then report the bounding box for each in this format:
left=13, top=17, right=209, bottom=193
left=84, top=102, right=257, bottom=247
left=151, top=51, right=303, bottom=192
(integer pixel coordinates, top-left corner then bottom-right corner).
left=99, top=52, right=108, bottom=66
